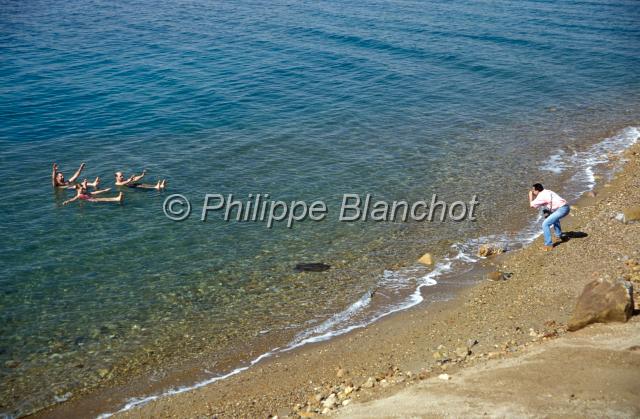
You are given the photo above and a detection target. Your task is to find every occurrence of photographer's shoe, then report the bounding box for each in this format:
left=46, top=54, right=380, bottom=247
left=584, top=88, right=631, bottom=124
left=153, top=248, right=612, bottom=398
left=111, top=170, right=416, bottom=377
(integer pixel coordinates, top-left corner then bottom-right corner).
left=542, top=245, right=554, bottom=252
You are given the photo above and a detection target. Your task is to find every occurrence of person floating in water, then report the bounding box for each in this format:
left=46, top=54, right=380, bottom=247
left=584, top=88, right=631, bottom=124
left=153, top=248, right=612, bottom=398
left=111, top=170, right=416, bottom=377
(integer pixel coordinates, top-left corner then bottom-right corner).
left=115, top=170, right=166, bottom=190
left=528, top=183, right=570, bottom=251
left=63, top=183, right=123, bottom=205
left=78, top=179, right=111, bottom=195
left=52, top=162, right=100, bottom=189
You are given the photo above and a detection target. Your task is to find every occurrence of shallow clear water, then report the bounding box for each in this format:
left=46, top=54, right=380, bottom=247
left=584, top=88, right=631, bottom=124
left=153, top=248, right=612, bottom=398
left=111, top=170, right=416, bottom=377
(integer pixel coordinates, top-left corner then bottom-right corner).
left=1, top=0, right=639, bottom=415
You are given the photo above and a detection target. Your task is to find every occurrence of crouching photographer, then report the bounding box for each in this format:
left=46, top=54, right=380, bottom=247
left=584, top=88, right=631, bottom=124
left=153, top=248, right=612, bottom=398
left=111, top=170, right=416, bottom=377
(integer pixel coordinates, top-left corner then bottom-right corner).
left=528, top=183, right=570, bottom=251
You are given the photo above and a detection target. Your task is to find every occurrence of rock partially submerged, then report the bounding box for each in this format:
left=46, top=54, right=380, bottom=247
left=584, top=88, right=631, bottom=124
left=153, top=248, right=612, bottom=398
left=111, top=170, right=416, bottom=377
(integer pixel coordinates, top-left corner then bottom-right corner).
left=477, top=243, right=506, bottom=258
left=294, top=263, right=331, bottom=272
left=486, top=271, right=512, bottom=281
left=567, top=278, right=634, bottom=331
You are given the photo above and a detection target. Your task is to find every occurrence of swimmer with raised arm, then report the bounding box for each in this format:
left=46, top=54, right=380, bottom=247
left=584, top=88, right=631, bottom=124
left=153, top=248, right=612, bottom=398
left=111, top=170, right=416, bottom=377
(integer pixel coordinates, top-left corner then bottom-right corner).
left=79, top=179, right=111, bottom=195
left=115, top=170, right=166, bottom=190
left=52, top=163, right=100, bottom=189
left=63, top=183, right=123, bottom=205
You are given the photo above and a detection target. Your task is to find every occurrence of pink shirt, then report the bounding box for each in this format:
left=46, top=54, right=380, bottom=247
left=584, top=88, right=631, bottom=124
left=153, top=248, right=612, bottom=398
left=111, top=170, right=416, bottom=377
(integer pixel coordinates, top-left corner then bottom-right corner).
left=530, top=189, right=567, bottom=210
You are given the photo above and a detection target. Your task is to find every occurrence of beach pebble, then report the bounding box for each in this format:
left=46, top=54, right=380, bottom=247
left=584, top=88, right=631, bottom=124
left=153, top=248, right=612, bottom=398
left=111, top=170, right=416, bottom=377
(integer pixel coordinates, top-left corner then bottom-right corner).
left=485, top=271, right=513, bottom=281
left=321, top=393, right=337, bottom=409
left=438, top=373, right=451, bottom=381
left=418, top=370, right=430, bottom=380
left=418, top=253, right=433, bottom=265
left=4, top=360, right=20, bottom=369
left=486, top=271, right=505, bottom=281
left=455, top=346, right=470, bottom=359
left=362, top=377, right=376, bottom=388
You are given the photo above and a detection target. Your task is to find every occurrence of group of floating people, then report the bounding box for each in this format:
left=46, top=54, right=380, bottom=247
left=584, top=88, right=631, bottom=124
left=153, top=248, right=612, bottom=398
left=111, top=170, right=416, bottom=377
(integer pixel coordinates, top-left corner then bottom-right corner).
left=52, top=162, right=166, bottom=205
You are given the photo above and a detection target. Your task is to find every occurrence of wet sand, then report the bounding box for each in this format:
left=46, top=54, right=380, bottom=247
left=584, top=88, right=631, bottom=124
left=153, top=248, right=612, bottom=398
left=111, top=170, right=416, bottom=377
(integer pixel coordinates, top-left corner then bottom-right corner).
left=37, top=143, right=640, bottom=418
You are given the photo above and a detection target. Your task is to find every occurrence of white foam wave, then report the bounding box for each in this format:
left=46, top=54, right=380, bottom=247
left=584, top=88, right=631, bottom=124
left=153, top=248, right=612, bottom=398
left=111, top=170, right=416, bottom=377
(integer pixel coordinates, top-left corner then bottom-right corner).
left=95, top=263, right=448, bottom=418
left=540, top=126, right=640, bottom=190
left=539, top=150, right=568, bottom=174
left=96, top=349, right=278, bottom=418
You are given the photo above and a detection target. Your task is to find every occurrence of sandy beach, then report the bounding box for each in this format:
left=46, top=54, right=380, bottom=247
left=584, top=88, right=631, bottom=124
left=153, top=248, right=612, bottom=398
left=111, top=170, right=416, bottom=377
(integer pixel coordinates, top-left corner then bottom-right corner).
left=35, top=142, right=640, bottom=418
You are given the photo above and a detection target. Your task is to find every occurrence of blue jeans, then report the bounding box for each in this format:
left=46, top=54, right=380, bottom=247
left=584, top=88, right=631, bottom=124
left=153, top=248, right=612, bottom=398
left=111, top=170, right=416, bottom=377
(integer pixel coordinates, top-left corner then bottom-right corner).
left=542, top=204, right=570, bottom=246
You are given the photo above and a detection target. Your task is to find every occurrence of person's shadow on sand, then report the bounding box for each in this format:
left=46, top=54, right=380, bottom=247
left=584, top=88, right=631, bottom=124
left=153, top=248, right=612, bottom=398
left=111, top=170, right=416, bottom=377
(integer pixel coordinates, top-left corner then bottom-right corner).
left=554, top=231, right=588, bottom=247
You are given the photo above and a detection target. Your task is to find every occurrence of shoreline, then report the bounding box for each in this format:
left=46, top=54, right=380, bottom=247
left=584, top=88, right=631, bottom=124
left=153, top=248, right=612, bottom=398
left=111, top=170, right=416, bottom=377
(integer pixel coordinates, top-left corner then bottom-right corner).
left=35, top=137, right=640, bottom=418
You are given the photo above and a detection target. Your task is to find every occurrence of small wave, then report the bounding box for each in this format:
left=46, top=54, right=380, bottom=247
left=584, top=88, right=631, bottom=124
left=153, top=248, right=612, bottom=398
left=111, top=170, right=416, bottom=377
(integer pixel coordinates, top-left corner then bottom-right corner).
left=96, top=350, right=278, bottom=419
left=95, top=263, right=447, bottom=418
left=539, top=150, right=568, bottom=174
left=540, top=126, right=640, bottom=189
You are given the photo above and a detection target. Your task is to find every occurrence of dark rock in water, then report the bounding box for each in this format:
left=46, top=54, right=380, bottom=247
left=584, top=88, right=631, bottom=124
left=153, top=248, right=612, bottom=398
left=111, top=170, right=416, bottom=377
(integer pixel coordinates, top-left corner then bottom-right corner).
left=5, top=360, right=20, bottom=369
left=294, top=263, right=331, bottom=272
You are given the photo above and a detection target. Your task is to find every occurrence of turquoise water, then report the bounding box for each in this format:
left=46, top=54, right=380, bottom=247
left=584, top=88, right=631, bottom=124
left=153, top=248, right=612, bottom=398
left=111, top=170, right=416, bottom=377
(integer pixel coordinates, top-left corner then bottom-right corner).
left=1, top=0, right=640, bottom=415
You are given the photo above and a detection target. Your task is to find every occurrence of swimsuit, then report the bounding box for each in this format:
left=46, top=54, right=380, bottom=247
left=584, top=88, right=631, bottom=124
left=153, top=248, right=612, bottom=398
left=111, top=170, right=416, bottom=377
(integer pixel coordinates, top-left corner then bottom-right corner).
left=78, top=193, right=96, bottom=202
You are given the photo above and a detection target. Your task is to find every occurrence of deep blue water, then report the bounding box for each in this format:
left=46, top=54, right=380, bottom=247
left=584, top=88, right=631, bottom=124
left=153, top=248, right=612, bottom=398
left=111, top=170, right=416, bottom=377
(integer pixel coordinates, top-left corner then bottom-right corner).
left=1, top=0, right=639, bottom=415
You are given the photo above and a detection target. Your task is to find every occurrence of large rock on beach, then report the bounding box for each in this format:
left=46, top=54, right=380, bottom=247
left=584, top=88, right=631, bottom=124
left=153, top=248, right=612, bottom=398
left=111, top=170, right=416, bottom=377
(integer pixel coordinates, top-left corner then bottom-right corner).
left=567, top=278, right=634, bottom=332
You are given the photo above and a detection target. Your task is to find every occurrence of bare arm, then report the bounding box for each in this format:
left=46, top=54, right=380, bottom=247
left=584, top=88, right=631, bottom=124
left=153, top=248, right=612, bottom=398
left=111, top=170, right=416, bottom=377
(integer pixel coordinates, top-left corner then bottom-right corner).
left=528, top=190, right=533, bottom=202
left=91, top=188, right=111, bottom=195
left=52, top=163, right=58, bottom=187
left=116, top=176, right=135, bottom=186
left=68, top=162, right=86, bottom=183
left=130, top=169, right=146, bottom=183
left=62, top=195, right=79, bottom=206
